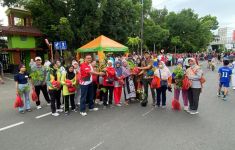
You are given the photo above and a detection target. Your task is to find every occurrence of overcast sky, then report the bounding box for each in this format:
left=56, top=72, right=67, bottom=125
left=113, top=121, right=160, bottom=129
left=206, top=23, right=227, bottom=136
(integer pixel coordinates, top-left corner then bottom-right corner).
left=152, top=0, right=235, bottom=28
left=0, top=0, right=234, bottom=28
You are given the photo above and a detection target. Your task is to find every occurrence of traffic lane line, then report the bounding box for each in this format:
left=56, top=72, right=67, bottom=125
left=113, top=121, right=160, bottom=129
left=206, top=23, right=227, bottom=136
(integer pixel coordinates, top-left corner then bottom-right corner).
left=35, top=112, right=52, bottom=119
left=90, top=141, right=104, bottom=150
left=142, top=108, right=154, bottom=117
left=0, top=121, right=24, bottom=132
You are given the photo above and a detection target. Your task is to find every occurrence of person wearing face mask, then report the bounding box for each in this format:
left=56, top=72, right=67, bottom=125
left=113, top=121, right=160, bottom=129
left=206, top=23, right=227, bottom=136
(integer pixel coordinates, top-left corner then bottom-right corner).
left=122, top=60, right=136, bottom=105
left=154, top=61, right=172, bottom=108
left=102, top=60, right=115, bottom=109
left=185, top=58, right=203, bottom=115
left=14, top=64, right=31, bottom=114
left=114, top=61, right=123, bottom=106
left=72, top=61, right=81, bottom=107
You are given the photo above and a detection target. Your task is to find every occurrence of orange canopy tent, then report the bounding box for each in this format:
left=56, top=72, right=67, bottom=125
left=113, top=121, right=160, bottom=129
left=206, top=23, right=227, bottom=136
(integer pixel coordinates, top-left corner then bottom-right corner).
left=77, top=35, right=128, bottom=61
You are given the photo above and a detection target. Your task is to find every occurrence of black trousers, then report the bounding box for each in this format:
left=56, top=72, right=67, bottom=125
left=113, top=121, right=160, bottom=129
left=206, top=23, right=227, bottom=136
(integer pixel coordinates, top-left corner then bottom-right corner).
left=103, top=86, right=114, bottom=106
left=64, top=94, right=75, bottom=112
left=93, top=83, right=98, bottom=101
left=34, top=85, right=51, bottom=106
left=156, top=86, right=167, bottom=106
left=48, top=90, right=61, bottom=113
left=142, top=78, right=156, bottom=104
left=187, top=88, right=201, bottom=111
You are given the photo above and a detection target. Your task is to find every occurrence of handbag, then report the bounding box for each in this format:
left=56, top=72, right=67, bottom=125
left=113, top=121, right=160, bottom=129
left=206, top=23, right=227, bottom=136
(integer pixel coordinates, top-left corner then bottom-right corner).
left=182, top=75, right=192, bottom=90
left=150, top=76, right=160, bottom=89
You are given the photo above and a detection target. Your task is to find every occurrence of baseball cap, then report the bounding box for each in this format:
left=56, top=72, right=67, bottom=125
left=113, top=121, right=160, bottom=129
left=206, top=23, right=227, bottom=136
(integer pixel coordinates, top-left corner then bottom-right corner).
left=35, top=57, right=42, bottom=61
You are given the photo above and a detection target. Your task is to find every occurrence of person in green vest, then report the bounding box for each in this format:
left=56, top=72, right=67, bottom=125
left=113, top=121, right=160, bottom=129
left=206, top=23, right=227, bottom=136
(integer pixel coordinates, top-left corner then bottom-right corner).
left=46, top=62, right=63, bottom=117
left=61, top=65, right=77, bottom=115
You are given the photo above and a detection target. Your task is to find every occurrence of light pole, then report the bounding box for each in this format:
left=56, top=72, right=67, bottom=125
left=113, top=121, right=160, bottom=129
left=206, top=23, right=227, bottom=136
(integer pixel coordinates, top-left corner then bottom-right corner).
left=140, top=0, right=144, bottom=56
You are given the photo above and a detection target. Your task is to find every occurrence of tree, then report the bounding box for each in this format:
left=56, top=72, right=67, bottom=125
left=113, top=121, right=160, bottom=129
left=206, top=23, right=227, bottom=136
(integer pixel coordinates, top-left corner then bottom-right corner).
left=50, top=17, right=74, bottom=48
left=127, top=36, right=141, bottom=52
left=144, top=19, right=169, bottom=51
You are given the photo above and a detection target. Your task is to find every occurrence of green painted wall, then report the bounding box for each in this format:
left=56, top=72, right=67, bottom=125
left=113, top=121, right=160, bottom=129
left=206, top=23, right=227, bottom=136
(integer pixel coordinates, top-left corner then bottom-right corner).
left=8, top=36, right=36, bottom=48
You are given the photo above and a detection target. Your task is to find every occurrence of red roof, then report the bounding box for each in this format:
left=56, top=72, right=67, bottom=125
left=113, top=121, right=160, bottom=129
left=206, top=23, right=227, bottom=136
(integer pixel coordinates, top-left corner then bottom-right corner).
left=0, top=26, right=43, bottom=37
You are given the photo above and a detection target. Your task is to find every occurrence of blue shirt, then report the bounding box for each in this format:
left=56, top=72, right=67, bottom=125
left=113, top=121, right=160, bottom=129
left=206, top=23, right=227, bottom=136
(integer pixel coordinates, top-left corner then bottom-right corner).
left=14, top=73, right=29, bottom=84
left=218, top=66, right=232, bottom=83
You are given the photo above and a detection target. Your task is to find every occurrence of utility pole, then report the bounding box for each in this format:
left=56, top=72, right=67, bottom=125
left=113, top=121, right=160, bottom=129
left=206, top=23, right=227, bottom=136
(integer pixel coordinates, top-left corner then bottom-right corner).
left=140, top=0, right=144, bottom=56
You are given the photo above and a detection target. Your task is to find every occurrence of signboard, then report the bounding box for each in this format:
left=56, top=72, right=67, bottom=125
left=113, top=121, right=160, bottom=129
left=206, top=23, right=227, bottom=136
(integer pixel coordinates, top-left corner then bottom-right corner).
left=54, top=41, right=67, bottom=50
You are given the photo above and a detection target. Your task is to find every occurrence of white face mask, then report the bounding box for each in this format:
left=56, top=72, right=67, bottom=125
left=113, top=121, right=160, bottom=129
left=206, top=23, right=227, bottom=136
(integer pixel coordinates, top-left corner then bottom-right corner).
left=159, top=65, right=163, bottom=68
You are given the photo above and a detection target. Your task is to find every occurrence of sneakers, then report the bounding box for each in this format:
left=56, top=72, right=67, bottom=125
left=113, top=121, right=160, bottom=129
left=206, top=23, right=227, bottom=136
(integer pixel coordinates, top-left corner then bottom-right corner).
left=89, top=108, right=99, bottom=111
left=222, top=96, right=227, bottom=101
left=37, top=105, right=42, bottom=110
left=52, top=112, right=60, bottom=116
left=56, top=109, right=63, bottom=113
left=186, top=108, right=191, bottom=113
left=47, top=103, right=51, bottom=106
left=65, top=111, right=69, bottom=115
left=80, top=112, right=87, bottom=116
left=155, top=105, right=160, bottom=108
left=161, top=105, right=166, bottom=109
left=184, top=106, right=189, bottom=111
left=190, top=111, right=199, bottom=115
left=116, top=104, right=122, bottom=107
left=26, top=109, right=32, bottom=112
left=19, top=110, right=25, bottom=114
left=233, top=87, right=235, bottom=90
left=72, top=109, right=78, bottom=112
left=217, top=93, right=221, bottom=97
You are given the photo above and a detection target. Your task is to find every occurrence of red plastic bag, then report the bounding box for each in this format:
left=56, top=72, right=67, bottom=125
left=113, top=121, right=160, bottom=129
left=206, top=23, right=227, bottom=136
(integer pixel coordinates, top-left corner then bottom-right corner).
left=52, top=80, right=61, bottom=89
left=14, top=95, right=24, bottom=108
left=65, top=80, right=72, bottom=86
left=133, top=67, right=140, bottom=75
left=150, top=76, right=160, bottom=89
left=182, top=76, right=192, bottom=90
left=31, top=90, right=38, bottom=102
left=68, top=86, right=76, bottom=93
left=171, top=98, right=181, bottom=111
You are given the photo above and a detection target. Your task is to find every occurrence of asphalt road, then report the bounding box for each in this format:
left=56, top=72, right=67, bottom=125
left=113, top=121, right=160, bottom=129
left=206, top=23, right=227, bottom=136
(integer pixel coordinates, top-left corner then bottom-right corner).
left=0, top=63, right=235, bottom=150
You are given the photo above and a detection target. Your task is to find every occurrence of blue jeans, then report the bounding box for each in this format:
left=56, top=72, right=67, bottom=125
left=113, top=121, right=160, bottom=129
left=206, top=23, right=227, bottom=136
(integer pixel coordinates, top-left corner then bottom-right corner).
left=18, top=84, right=31, bottom=111
left=80, top=83, right=94, bottom=112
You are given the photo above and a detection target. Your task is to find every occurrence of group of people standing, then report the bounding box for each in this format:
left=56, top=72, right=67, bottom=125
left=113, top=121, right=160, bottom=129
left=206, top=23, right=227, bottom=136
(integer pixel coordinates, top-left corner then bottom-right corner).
left=13, top=51, right=207, bottom=117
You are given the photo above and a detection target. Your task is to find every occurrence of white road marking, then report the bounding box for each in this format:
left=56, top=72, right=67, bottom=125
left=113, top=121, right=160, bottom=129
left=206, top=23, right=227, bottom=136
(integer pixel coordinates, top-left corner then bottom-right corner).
left=35, top=112, right=52, bottom=119
left=142, top=108, right=154, bottom=117
left=90, top=141, right=104, bottom=150
left=0, top=121, right=24, bottom=132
